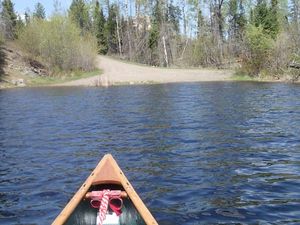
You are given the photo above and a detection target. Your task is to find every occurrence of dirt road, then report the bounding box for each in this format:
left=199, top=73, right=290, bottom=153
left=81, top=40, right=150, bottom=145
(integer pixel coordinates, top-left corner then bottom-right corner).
left=57, top=56, right=233, bottom=87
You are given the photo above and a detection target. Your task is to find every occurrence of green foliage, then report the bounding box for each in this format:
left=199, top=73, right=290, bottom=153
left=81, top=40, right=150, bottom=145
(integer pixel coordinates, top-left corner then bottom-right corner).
left=152, top=0, right=163, bottom=26
left=106, top=4, right=118, bottom=54
left=243, top=24, right=274, bottom=75
left=15, top=15, right=25, bottom=36
left=148, top=23, right=160, bottom=66
left=228, top=0, right=246, bottom=37
left=33, top=2, right=46, bottom=20
left=197, top=9, right=205, bottom=36
left=18, top=16, right=97, bottom=73
left=28, top=69, right=101, bottom=86
left=92, top=1, right=108, bottom=54
left=24, top=10, right=30, bottom=24
left=0, top=20, right=4, bottom=43
left=188, top=34, right=221, bottom=67
left=167, top=2, right=181, bottom=33
left=69, top=0, right=90, bottom=32
left=1, top=0, right=17, bottom=39
left=251, top=0, right=279, bottom=39
left=148, top=0, right=163, bottom=66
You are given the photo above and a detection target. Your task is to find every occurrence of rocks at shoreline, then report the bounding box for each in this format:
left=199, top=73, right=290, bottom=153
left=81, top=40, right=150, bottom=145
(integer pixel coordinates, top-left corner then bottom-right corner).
left=11, top=78, right=26, bottom=87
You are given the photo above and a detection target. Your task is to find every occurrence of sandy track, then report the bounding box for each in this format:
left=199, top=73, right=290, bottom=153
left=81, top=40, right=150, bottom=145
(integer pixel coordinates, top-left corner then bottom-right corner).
left=56, top=55, right=233, bottom=87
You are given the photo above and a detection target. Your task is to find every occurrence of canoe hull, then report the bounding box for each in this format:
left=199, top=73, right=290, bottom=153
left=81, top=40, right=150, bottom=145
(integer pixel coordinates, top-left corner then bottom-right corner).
left=52, top=154, right=157, bottom=225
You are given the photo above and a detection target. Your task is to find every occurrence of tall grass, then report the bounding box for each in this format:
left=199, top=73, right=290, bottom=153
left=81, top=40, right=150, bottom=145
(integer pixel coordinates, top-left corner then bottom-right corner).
left=18, top=16, right=97, bottom=74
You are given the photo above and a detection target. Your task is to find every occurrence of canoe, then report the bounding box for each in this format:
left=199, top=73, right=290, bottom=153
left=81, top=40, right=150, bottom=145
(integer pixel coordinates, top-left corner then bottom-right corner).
left=52, top=154, right=158, bottom=225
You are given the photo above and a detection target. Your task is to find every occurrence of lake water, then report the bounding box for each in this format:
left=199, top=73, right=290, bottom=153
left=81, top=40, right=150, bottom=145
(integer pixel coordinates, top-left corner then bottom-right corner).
left=0, top=82, right=300, bottom=224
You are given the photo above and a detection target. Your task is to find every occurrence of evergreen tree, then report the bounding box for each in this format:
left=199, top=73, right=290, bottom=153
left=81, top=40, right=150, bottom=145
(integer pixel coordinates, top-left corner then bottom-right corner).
left=1, top=0, right=17, bottom=39
left=228, top=0, right=246, bottom=39
left=15, top=15, right=24, bottom=36
left=269, top=0, right=279, bottom=36
left=237, top=0, right=246, bottom=32
left=106, top=4, right=118, bottom=54
left=197, top=8, right=205, bottom=37
left=24, top=11, right=30, bottom=24
left=69, top=0, right=90, bottom=32
left=148, top=0, right=162, bottom=65
left=167, top=1, right=181, bottom=33
left=228, top=0, right=239, bottom=38
left=33, top=2, right=46, bottom=20
left=252, top=0, right=279, bottom=39
left=92, top=1, right=108, bottom=54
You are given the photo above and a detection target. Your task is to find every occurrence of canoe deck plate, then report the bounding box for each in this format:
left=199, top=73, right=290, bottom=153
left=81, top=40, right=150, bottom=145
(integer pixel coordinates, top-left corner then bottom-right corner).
left=98, top=212, right=120, bottom=225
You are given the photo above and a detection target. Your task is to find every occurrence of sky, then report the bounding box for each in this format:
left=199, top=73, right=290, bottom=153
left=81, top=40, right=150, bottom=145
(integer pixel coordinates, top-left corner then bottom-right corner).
left=12, top=0, right=72, bottom=17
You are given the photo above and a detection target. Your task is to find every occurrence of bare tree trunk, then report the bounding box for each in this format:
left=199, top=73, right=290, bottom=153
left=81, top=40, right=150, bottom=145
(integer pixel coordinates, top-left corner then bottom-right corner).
left=116, top=0, right=122, bottom=57
left=125, top=0, right=132, bottom=60
left=162, top=35, right=169, bottom=67
left=116, top=17, right=122, bottom=57
left=180, top=39, right=189, bottom=59
left=182, top=1, right=187, bottom=36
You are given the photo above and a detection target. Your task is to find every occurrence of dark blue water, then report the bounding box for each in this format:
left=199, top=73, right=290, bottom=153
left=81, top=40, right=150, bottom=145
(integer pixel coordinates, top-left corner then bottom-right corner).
left=0, top=82, right=300, bottom=225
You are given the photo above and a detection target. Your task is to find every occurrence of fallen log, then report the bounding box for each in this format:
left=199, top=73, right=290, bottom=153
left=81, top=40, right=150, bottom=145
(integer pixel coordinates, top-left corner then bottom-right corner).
left=289, top=62, right=300, bottom=69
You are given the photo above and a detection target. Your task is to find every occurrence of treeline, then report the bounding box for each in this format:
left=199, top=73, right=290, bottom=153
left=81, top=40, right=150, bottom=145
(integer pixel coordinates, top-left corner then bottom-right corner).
left=0, top=0, right=97, bottom=74
left=1, top=0, right=300, bottom=80
left=63, top=0, right=298, bottom=79
left=54, top=0, right=299, bottom=79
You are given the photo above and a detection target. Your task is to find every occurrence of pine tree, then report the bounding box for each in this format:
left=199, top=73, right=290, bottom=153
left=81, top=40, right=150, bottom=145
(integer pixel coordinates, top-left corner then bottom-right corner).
left=197, top=8, right=205, bottom=37
left=148, top=0, right=163, bottom=66
left=33, top=2, right=46, bottom=20
left=1, top=0, right=17, bottom=39
left=15, top=15, right=24, bottom=36
left=167, top=1, right=181, bottom=34
left=69, top=0, right=90, bottom=32
left=92, top=1, right=108, bottom=54
left=252, top=0, right=279, bottom=39
left=237, top=0, right=246, bottom=32
left=24, top=11, right=30, bottom=24
left=228, top=0, right=238, bottom=38
left=106, top=4, right=118, bottom=54
left=269, top=0, right=279, bottom=37
left=228, top=0, right=246, bottom=39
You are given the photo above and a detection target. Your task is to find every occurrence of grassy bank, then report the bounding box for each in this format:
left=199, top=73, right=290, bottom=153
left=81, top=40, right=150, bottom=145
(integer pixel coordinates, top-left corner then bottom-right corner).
left=231, top=72, right=255, bottom=81
left=28, top=69, right=102, bottom=86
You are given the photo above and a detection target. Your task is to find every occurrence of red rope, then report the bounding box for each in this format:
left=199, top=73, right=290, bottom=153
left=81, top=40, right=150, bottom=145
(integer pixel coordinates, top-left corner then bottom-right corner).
left=89, top=190, right=123, bottom=225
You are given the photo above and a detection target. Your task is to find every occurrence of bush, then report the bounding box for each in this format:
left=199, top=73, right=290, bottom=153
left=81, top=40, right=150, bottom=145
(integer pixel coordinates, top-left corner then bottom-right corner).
left=268, top=32, right=291, bottom=75
left=18, top=16, right=97, bottom=73
left=0, top=17, right=5, bottom=44
left=183, top=34, right=223, bottom=67
left=242, top=24, right=274, bottom=76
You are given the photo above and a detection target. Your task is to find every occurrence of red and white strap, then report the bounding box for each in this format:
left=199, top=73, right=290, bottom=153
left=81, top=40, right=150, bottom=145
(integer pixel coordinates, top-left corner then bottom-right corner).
left=98, top=190, right=110, bottom=225
left=88, top=190, right=123, bottom=225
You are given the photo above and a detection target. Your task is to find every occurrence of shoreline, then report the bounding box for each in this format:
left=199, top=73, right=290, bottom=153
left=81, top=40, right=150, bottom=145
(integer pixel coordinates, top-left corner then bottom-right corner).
left=1, top=55, right=298, bottom=89
left=53, top=55, right=234, bottom=87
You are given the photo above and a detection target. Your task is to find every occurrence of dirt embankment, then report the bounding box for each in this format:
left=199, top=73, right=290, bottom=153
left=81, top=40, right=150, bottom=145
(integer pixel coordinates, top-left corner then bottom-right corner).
left=0, top=42, right=47, bottom=88
left=55, top=56, right=234, bottom=87
left=0, top=43, right=233, bottom=89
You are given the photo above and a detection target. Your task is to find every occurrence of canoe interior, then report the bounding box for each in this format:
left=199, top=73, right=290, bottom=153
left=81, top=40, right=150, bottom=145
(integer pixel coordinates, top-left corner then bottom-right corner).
left=64, top=184, right=146, bottom=225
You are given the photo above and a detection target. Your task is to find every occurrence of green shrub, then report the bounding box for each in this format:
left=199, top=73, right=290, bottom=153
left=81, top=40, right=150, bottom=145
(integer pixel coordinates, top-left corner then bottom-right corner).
left=242, top=24, right=274, bottom=76
left=184, top=34, right=223, bottom=67
left=18, top=16, right=97, bottom=73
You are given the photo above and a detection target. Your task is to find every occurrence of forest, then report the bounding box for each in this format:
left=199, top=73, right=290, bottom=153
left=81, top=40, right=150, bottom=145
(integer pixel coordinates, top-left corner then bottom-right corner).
left=1, top=0, right=300, bottom=80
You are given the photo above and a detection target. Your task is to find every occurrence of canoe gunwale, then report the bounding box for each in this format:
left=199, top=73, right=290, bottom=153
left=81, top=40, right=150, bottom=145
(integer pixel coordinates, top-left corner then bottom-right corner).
left=52, top=154, right=158, bottom=225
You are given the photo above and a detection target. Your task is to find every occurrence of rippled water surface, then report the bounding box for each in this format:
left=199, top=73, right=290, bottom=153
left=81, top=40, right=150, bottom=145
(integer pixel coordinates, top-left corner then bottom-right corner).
left=1, top=82, right=300, bottom=224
